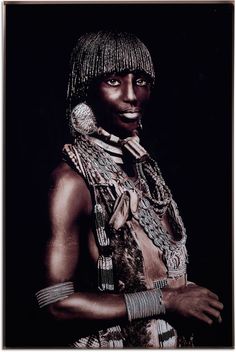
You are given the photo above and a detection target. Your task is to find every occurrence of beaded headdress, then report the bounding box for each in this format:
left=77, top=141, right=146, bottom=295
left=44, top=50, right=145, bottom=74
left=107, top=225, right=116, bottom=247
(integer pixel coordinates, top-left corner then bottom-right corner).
left=67, top=30, right=156, bottom=108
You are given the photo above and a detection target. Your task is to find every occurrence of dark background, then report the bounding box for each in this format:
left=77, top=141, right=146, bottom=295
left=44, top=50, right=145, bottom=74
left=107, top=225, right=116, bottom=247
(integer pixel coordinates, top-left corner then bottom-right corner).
left=5, top=3, right=233, bottom=348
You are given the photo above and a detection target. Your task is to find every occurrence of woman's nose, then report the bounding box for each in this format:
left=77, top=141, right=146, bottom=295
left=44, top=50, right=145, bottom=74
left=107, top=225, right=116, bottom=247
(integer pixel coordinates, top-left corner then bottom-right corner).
left=123, top=76, right=137, bottom=104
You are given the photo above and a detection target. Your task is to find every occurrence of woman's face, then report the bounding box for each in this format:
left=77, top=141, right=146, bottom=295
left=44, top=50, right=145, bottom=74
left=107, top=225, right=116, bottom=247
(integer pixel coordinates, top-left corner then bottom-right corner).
left=90, top=72, right=151, bottom=138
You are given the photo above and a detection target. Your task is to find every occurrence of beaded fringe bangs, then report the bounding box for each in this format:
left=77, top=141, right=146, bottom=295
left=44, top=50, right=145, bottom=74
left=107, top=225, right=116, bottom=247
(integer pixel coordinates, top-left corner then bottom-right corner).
left=67, top=31, right=155, bottom=105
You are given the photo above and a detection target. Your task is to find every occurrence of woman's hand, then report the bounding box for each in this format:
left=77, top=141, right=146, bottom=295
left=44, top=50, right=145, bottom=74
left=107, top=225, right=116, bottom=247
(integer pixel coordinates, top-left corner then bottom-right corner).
left=162, top=284, right=223, bottom=325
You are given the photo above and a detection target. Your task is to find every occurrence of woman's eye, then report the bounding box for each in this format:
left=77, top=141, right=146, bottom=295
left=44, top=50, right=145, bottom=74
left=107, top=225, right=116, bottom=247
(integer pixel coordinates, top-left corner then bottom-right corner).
left=136, top=78, right=147, bottom=86
left=106, top=79, right=120, bottom=86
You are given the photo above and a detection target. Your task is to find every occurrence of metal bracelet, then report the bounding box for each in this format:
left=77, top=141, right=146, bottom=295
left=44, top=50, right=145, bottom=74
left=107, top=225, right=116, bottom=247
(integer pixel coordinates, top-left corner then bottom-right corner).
left=124, top=288, right=165, bottom=322
left=35, top=281, right=74, bottom=308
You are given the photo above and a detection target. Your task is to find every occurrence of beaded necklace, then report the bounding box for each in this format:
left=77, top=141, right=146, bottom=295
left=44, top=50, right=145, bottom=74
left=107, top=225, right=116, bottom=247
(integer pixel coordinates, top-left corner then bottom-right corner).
left=89, top=136, right=123, bottom=165
left=90, top=128, right=172, bottom=218
left=72, top=134, right=188, bottom=279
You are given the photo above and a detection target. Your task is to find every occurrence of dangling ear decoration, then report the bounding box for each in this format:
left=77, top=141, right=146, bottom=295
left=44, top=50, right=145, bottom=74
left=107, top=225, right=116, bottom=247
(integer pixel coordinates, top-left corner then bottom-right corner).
left=70, top=103, right=97, bottom=135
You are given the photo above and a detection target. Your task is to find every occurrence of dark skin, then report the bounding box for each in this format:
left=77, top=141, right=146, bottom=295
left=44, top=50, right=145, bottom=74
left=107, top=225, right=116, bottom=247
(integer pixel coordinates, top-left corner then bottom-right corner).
left=45, top=72, right=223, bottom=330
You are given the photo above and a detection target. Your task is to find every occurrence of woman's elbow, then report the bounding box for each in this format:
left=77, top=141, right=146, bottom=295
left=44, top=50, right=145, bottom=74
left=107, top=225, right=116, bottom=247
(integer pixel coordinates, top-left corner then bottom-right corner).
left=47, top=299, right=74, bottom=320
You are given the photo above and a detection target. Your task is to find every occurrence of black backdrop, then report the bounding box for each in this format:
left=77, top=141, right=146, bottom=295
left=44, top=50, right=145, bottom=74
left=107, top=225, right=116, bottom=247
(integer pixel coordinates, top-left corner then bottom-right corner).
left=5, top=3, right=233, bottom=348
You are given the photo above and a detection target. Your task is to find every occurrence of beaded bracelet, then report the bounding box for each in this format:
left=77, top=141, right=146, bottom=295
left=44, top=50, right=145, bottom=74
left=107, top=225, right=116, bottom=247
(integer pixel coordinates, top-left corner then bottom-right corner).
left=35, top=281, right=75, bottom=308
left=124, top=288, right=165, bottom=322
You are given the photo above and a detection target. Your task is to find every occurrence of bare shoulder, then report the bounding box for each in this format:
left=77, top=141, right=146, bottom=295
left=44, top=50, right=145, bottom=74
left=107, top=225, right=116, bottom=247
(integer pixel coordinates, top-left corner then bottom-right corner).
left=49, top=161, right=92, bottom=217
left=51, top=161, right=83, bottom=184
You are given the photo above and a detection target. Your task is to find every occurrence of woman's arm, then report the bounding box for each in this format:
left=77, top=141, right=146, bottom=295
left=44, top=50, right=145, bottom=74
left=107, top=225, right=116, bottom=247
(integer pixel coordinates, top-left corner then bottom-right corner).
left=43, top=162, right=126, bottom=324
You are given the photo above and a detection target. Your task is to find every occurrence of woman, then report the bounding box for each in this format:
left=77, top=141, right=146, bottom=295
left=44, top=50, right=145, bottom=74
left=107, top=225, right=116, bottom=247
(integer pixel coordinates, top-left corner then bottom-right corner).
left=36, top=31, right=223, bottom=348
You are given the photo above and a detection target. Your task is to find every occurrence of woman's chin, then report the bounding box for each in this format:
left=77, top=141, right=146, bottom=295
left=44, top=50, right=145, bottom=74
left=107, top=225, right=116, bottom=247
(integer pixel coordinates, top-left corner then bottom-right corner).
left=116, top=121, right=140, bottom=138
left=115, top=127, right=140, bottom=139
left=98, top=120, right=140, bottom=139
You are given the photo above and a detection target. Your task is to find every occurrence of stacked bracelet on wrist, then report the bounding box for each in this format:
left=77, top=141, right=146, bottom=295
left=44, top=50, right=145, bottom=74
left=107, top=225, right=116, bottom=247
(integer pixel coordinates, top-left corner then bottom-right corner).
left=35, top=281, right=75, bottom=308
left=124, top=288, right=166, bottom=322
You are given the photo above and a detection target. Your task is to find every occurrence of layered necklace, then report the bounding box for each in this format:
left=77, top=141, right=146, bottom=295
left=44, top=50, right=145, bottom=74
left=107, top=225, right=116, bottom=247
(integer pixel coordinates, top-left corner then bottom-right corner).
left=74, top=130, right=187, bottom=279
left=89, top=136, right=124, bottom=165
left=87, top=127, right=172, bottom=218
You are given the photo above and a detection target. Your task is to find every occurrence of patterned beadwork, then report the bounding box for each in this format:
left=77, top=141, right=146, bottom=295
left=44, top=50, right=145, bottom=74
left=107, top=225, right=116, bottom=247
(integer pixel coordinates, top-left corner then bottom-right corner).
left=71, top=135, right=188, bottom=279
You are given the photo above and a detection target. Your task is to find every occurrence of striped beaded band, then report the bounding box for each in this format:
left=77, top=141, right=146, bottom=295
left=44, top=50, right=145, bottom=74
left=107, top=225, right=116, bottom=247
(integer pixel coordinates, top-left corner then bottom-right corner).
left=154, top=278, right=168, bottom=289
left=124, top=288, right=165, bottom=322
left=35, top=281, right=74, bottom=308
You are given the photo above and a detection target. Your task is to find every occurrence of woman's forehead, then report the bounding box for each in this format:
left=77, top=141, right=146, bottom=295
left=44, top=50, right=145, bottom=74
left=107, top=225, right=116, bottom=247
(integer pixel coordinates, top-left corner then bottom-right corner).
left=100, top=70, right=151, bottom=79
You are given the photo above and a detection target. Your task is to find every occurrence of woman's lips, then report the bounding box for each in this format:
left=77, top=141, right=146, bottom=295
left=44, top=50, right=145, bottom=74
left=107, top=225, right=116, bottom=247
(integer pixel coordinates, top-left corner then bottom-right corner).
left=119, top=112, right=140, bottom=120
